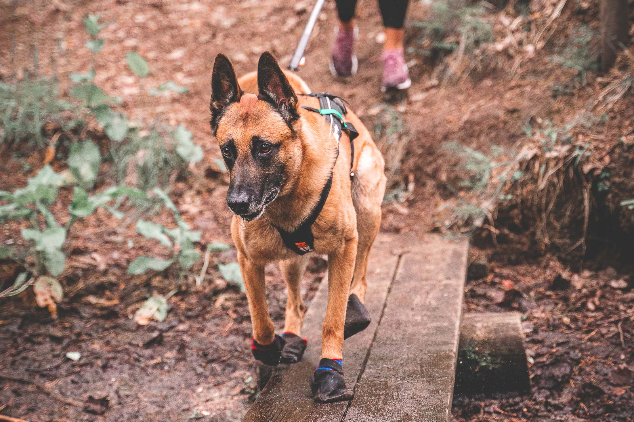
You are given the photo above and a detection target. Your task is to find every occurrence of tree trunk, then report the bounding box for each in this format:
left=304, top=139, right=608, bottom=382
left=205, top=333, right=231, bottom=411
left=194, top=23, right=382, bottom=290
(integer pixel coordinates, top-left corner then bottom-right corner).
left=600, top=0, right=630, bottom=72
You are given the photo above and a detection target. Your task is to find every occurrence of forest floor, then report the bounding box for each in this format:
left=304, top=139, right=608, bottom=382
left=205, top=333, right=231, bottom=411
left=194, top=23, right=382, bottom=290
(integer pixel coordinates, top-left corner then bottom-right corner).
left=0, top=0, right=633, bottom=421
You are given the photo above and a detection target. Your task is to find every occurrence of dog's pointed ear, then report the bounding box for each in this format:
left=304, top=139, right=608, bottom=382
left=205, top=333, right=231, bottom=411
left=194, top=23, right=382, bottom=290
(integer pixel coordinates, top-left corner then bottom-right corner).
left=210, top=54, right=242, bottom=132
left=257, top=52, right=299, bottom=124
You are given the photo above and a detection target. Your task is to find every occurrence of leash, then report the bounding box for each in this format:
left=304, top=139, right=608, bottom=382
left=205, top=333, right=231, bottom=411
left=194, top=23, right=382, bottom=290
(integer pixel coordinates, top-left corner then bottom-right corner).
left=273, top=93, right=358, bottom=255
left=288, top=0, right=327, bottom=71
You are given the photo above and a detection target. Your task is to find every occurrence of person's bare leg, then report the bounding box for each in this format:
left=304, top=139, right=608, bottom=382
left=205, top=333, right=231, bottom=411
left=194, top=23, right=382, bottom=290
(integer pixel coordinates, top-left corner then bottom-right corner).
left=384, top=27, right=404, bottom=51
left=339, top=18, right=356, bottom=32
left=379, top=0, right=411, bottom=91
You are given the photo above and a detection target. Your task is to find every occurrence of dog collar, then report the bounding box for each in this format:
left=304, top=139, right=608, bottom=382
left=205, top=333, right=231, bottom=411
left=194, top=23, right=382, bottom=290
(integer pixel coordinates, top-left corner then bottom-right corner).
left=273, top=93, right=357, bottom=255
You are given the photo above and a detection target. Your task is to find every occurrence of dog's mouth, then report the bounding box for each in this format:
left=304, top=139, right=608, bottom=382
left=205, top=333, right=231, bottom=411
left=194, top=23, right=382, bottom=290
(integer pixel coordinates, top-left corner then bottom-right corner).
left=239, top=208, right=265, bottom=222
left=234, top=188, right=281, bottom=223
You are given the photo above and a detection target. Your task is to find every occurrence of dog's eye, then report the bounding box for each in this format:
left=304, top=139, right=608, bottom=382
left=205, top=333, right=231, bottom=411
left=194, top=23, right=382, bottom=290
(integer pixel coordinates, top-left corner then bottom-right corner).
left=259, top=142, right=272, bottom=155
left=221, top=145, right=232, bottom=159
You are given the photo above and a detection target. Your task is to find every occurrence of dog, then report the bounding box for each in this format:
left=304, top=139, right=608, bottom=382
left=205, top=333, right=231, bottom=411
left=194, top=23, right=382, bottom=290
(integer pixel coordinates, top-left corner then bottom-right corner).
left=210, top=52, right=386, bottom=403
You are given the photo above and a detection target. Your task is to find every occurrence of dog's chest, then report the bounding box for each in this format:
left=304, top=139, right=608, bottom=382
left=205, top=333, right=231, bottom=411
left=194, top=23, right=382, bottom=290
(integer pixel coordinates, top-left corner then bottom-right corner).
left=237, top=218, right=350, bottom=262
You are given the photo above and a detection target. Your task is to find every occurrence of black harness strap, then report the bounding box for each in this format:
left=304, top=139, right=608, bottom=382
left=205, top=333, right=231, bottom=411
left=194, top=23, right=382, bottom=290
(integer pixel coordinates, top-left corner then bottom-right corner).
left=275, top=175, right=333, bottom=254
left=273, top=93, right=357, bottom=255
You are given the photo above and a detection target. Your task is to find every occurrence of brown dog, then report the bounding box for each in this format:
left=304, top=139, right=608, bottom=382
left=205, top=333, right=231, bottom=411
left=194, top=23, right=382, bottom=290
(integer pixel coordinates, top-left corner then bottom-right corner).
left=210, top=52, right=386, bottom=402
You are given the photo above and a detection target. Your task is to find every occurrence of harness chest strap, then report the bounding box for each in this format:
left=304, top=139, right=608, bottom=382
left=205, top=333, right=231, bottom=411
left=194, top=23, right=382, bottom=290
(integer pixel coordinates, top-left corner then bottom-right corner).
left=273, top=93, right=358, bottom=255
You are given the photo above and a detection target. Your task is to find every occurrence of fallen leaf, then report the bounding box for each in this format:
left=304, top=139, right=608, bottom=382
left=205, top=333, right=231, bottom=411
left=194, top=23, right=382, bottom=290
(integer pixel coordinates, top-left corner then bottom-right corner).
left=134, top=295, right=169, bottom=325
left=33, top=276, right=64, bottom=319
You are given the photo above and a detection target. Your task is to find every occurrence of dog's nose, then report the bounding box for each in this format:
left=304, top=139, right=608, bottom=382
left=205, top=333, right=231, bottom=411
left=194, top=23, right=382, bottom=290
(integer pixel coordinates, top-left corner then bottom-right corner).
left=226, top=189, right=253, bottom=215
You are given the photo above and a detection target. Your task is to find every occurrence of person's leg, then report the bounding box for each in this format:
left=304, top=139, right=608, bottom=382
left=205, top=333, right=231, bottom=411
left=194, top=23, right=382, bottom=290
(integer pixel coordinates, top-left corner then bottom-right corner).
left=335, top=0, right=357, bottom=26
left=378, top=0, right=411, bottom=90
left=331, top=0, right=359, bottom=76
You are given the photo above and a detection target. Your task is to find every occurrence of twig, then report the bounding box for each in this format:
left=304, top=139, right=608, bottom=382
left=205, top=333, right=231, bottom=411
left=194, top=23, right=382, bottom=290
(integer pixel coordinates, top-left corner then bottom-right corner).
left=618, top=321, right=626, bottom=350
left=492, top=406, right=517, bottom=417
left=0, top=373, right=84, bottom=409
left=534, top=0, right=567, bottom=50
left=0, top=414, right=30, bottom=422
left=196, top=245, right=212, bottom=286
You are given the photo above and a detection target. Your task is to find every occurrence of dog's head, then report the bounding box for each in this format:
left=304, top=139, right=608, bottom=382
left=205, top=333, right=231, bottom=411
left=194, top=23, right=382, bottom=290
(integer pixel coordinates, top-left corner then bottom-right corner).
left=210, top=52, right=302, bottom=221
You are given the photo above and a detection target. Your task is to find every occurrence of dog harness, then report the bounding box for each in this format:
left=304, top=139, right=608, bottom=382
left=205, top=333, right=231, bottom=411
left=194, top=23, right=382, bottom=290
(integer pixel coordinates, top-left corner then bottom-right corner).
left=274, top=93, right=358, bottom=255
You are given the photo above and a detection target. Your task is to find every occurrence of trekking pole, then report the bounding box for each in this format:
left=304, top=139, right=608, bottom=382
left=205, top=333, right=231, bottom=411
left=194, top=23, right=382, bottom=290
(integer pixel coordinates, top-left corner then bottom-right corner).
left=288, top=0, right=327, bottom=72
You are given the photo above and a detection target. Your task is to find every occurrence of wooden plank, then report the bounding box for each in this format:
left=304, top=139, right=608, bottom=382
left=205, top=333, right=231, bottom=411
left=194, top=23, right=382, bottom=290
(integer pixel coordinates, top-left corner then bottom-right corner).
left=343, top=237, right=469, bottom=422
left=243, top=234, right=400, bottom=422
left=455, top=312, right=530, bottom=396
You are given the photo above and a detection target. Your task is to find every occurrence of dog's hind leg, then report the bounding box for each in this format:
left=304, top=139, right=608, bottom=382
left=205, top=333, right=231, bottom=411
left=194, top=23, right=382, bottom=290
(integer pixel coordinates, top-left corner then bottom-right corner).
left=349, top=202, right=381, bottom=302
left=239, top=252, right=285, bottom=366
left=343, top=143, right=387, bottom=339
left=278, top=256, right=309, bottom=363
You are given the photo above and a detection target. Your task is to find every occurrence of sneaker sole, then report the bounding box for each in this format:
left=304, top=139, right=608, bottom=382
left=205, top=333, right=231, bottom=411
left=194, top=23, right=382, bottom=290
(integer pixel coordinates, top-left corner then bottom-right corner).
left=381, top=77, right=411, bottom=92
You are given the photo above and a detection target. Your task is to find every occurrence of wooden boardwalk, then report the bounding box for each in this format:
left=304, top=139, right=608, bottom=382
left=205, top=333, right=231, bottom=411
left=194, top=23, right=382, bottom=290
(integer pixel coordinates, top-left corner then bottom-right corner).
left=243, top=233, right=469, bottom=422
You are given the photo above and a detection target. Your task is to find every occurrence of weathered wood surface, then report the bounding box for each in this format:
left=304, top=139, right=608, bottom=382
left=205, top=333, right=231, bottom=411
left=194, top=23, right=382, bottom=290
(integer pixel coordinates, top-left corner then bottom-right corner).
left=344, top=237, right=469, bottom=422
left=243, top=234, right=469, bottom=422
left=455, top=312, right=530, bottom=396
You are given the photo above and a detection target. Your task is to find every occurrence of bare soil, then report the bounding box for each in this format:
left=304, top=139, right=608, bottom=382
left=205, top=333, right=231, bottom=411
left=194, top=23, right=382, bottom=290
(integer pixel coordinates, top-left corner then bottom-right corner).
left=1, top=0, right=633, bottom=421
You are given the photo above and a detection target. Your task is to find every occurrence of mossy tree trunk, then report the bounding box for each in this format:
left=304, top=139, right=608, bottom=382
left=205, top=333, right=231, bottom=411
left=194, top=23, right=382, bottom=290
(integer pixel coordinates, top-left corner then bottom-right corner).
left=600, top=0, right=630, bottom=72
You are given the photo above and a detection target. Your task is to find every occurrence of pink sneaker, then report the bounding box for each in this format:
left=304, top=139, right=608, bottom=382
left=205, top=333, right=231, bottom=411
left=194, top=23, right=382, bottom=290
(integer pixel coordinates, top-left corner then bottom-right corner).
left=330, top=26, right=358, bottom=77
left=382, top=49, right=411, bottom=92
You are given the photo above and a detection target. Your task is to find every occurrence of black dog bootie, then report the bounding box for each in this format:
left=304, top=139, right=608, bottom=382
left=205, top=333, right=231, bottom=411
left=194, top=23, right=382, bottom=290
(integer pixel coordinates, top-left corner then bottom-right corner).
left=280, top=332, right=307, bottom=364
left=344, top=294, right=371, bottom=339
left=251, top=334, right=285, bottom=366
left=310, top=358, right=354, bottom=403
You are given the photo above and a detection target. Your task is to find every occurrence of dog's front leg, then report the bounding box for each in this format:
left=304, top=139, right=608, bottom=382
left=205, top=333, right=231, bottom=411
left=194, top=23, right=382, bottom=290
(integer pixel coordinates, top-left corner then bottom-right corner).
left=310, top=236, right=357, bottom=403
left=278, top=256, right=309, bottom=364
left=239, top=252, right=284, bottom=366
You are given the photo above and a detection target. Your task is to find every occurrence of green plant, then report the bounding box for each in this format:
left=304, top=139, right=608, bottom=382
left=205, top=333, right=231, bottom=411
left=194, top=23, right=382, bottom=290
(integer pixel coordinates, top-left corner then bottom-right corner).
left=1, top=13, right=205, bottom=306
left=550, top=26, right=599, bottom=85
left=69, top=14, right=202, bottom=191
left=372, top=104, right=411, bottom=201
left=0, top=78, right=72, bottom=147
left=410, top=0, right=493, bottom=57
left=437, top=141, right=523, bottom=233
left=441, top=142, right=499, bottom=191
left=0, top=165, right=145, bottom=298
left=127, top=188, right=243, bottom=289
left=128, top=188, right=201, bottom=275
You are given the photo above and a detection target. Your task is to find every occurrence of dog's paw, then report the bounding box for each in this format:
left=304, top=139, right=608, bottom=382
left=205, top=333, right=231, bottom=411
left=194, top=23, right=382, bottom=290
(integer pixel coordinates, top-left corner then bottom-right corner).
left=279, top=332, right=307, bottom=364
left=251, top=334, right=285, bottom=366
left=310, top=358, right=354, bottom=403
left=344, top=294, right=371, bottom=339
